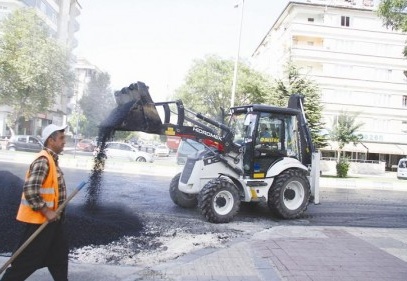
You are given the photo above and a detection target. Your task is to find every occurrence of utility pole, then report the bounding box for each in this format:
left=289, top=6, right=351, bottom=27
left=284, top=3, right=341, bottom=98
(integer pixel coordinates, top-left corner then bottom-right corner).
left=74, top=90, right=79, bottom=158
left=231, top=0, right=244, bottom=107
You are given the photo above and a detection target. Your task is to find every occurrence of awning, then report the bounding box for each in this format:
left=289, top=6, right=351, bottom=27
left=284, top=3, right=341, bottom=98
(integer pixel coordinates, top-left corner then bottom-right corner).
left=320, top=141, right=407, bottom=155
left=365, top=143, right=407, bottom=155
left=320, top=141, right=368, bottom=153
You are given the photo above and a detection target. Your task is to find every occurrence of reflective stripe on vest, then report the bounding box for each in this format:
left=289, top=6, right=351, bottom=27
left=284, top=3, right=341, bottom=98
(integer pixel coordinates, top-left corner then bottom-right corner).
left=39, top=187, right=55, bottom=194
left=20, top=199, right=55, bottom=209
left=16, top=150, right=59, bottom=224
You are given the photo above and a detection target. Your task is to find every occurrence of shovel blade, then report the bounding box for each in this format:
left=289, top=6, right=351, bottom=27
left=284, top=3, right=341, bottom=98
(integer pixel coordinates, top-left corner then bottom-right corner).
left=100, top=82, right=163, bottom=134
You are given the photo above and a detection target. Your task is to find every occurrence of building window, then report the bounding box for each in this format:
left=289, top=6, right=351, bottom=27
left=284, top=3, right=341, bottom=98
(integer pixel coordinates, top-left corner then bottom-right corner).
left=341, top=16, right=350, bottom=27
left=402, top=121, right=407, bottom=133
left=39, top=0, right=47, bottom=13
left=52, top=0, right=61, bottom=7
left=403, top=95, right=407, bottom=107
left=308, top=18, right=314, bottom=22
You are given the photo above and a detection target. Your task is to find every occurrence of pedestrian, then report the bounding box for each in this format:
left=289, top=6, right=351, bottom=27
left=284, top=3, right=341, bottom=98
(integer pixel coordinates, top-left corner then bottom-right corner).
left=1, top=124, right=69, bottom=281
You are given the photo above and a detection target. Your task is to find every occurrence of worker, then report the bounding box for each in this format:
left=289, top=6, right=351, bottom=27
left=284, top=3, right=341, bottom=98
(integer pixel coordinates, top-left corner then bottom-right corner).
left=259, top=123, right=271, bottom=139
left=1, top=124, right=69, bottom=281
left=256, top=123, right=272, bottom=150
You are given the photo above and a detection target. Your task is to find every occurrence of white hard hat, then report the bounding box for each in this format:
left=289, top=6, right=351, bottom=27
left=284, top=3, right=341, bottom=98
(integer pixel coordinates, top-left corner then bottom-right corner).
left=42, top=124, right=67, bottom=143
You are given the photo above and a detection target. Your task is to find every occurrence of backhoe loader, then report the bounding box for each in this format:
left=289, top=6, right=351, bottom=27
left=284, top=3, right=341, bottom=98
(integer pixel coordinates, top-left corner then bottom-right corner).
left=98, top=81, right=319, bottom=223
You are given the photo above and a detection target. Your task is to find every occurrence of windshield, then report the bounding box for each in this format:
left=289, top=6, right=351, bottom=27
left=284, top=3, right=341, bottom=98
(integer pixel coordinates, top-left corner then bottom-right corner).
left=255, top=113, right=299, bottom=158
left=229, top=113, right=247, bottom=145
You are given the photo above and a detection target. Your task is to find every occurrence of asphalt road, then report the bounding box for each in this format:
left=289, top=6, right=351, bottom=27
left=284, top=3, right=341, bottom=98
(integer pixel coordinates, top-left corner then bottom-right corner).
left=1, top=155, right=407, bottom=259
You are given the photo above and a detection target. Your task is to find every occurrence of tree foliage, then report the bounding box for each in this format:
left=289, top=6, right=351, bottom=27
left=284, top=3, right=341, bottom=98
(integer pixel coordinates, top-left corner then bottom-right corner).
left=268, top=63, right=327, bottom=149
left=0, top=8, right=74, bottom=133
left=174, top=57, right=326, bottom=149
left=174, top=55, right=273, bottom=121
left=377, top=0, right=407, bottom=56
left=79, top=72, right=115, bottom=137
left=330, top=111, right=363, bottom=161
left=67, top=111, right=87, bottom=138
left=378, top=0, right=407, bottom=31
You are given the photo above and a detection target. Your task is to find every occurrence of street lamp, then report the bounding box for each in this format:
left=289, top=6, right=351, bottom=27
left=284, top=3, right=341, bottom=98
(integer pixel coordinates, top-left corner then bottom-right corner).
left=231, top=0, right=245, bottom=107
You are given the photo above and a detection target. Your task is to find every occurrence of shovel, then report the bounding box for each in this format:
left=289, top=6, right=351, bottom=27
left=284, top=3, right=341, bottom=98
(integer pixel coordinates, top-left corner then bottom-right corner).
left=0, top=180, right=88, bottom=274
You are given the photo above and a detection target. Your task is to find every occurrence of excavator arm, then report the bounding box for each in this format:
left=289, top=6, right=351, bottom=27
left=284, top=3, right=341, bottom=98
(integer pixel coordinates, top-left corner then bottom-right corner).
left=99, top=82, right=238, bottom=153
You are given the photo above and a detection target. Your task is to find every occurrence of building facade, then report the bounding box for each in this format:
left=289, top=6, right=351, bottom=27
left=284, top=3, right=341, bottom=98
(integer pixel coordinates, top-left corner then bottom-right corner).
left=65, top=57, right=100, bottom=139
left=252, top=0, right=407, bottom=169
left=69, top=57, right=100, bottom=115
left=0, top=0, right=81, bottom=136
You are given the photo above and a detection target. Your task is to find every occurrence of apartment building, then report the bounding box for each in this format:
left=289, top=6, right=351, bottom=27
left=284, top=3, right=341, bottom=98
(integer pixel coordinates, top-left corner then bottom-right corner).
left=252, top=0, right=407, bottom=169
left=0, top=0, right=81, bottom=136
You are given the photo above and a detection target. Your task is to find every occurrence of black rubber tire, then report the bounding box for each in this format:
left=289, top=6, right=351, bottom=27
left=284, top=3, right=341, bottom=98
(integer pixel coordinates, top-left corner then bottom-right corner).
left=198, top=178, right=240, bottom=223
left=169, top=173, right=197, bottom=208
left=268, top=169, right=311, bottom=219
left=135, top=157, right=146, bottom=162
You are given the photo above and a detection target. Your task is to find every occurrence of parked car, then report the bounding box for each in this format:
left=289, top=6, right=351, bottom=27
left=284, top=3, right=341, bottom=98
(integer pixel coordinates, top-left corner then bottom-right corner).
left=76, top=139, right=95, bottom=152
left=397, top=158, right=407, bottom=180
left=166, top=136, right=181, bottom=153
left=6, top=135, right=43, bottom=152
left=154, top=144, right=170, bottom=157
left=176, top=139, right=205, bottom=165
left=100, top=142, right=154, bottom=162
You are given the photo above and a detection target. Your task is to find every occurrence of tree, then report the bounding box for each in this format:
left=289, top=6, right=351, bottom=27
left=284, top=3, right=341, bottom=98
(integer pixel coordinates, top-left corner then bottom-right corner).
left=174, top=55, right=273, bottom=121
left=377, top=0, right=407, bottom=56
left=67, top=111, right=87, bottom=138
left=330, top=111, right=364, bottom=162
left=268, top=63, right=327, bottom=149
left=79, top=72, right=116, bottom=138
left=0, top=8, right=74, bottom=134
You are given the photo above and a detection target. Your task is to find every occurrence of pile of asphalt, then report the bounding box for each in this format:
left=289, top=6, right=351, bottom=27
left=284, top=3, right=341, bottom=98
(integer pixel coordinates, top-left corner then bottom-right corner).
left=0, top=171, right=24, bottom=253
left=0, top=171, right=144, bottom=253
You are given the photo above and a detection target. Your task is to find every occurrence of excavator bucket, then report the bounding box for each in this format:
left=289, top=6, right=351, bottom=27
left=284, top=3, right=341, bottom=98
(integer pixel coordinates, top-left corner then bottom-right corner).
left=99, top=81, right=163, bottom=134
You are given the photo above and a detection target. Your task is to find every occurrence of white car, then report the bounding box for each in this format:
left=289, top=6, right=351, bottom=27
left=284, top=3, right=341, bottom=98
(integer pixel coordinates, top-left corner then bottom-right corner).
left=154, top=144, right=170, bottom=157
left=102, top=142, right=154, bottom=162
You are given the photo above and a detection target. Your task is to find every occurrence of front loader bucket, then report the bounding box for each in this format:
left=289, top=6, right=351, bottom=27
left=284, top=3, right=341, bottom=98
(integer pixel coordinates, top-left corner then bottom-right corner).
left=100, top=82, right=163, bottom=134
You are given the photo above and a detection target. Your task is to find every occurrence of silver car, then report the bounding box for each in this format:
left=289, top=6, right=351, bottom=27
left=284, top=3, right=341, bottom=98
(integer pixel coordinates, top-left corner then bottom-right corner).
left=103, top=142, right=154, bottom=162
left=6, top=135, right=43, bottom=152
left=154, top=144, right=170, bottom=157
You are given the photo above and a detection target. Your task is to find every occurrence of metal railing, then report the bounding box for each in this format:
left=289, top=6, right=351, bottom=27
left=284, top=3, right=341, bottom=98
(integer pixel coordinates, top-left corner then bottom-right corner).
left=321, top=157, right=382, bottom=164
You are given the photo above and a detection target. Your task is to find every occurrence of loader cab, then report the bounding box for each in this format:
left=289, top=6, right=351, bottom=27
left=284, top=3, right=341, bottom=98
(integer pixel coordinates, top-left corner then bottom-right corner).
left=229, top=105, right=304, bottom=178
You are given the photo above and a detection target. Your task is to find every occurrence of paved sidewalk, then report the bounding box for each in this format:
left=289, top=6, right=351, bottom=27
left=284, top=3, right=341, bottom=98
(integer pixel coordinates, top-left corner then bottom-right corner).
left=1, top=225, right=406, bottom=281
left=132, top=226, right=407, bottom=281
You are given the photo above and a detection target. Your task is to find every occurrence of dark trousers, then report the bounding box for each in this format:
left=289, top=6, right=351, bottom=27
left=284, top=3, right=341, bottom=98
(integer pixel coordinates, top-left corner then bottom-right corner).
left=1, top=220, right=69, bottom=281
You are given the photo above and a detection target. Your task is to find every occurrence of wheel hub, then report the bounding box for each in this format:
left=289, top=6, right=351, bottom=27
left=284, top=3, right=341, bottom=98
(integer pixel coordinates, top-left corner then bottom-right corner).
left=213, top=190, right=234, bottom=215
left=283, top=180, right=305, bottom=211
left=215, top=197, right=227, bottom=208
left=284, top=189, right=296, bottom=200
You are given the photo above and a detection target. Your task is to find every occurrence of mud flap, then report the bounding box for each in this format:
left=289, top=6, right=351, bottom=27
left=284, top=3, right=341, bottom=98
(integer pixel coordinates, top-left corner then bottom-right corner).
left=99, top=81, right=163, bottom=134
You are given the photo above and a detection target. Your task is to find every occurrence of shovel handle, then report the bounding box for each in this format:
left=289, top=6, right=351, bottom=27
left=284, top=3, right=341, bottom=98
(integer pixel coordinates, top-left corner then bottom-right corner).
left=0, top=180, right=88, bottom=275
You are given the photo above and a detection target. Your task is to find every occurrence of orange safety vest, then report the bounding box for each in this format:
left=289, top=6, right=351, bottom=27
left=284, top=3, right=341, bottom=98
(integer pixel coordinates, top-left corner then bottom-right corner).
left=16, top=150, right=59, bottom=224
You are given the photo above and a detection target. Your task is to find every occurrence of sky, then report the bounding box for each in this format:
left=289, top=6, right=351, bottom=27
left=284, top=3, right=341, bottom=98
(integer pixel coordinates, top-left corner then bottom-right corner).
left=75, top=0, right=289, bottom=101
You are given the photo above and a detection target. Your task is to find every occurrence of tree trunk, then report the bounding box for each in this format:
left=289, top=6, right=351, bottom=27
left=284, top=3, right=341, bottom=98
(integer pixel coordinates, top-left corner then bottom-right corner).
left=5, top=120, right=16, bottom=136
left=336, top=149, right=342, bottom=163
